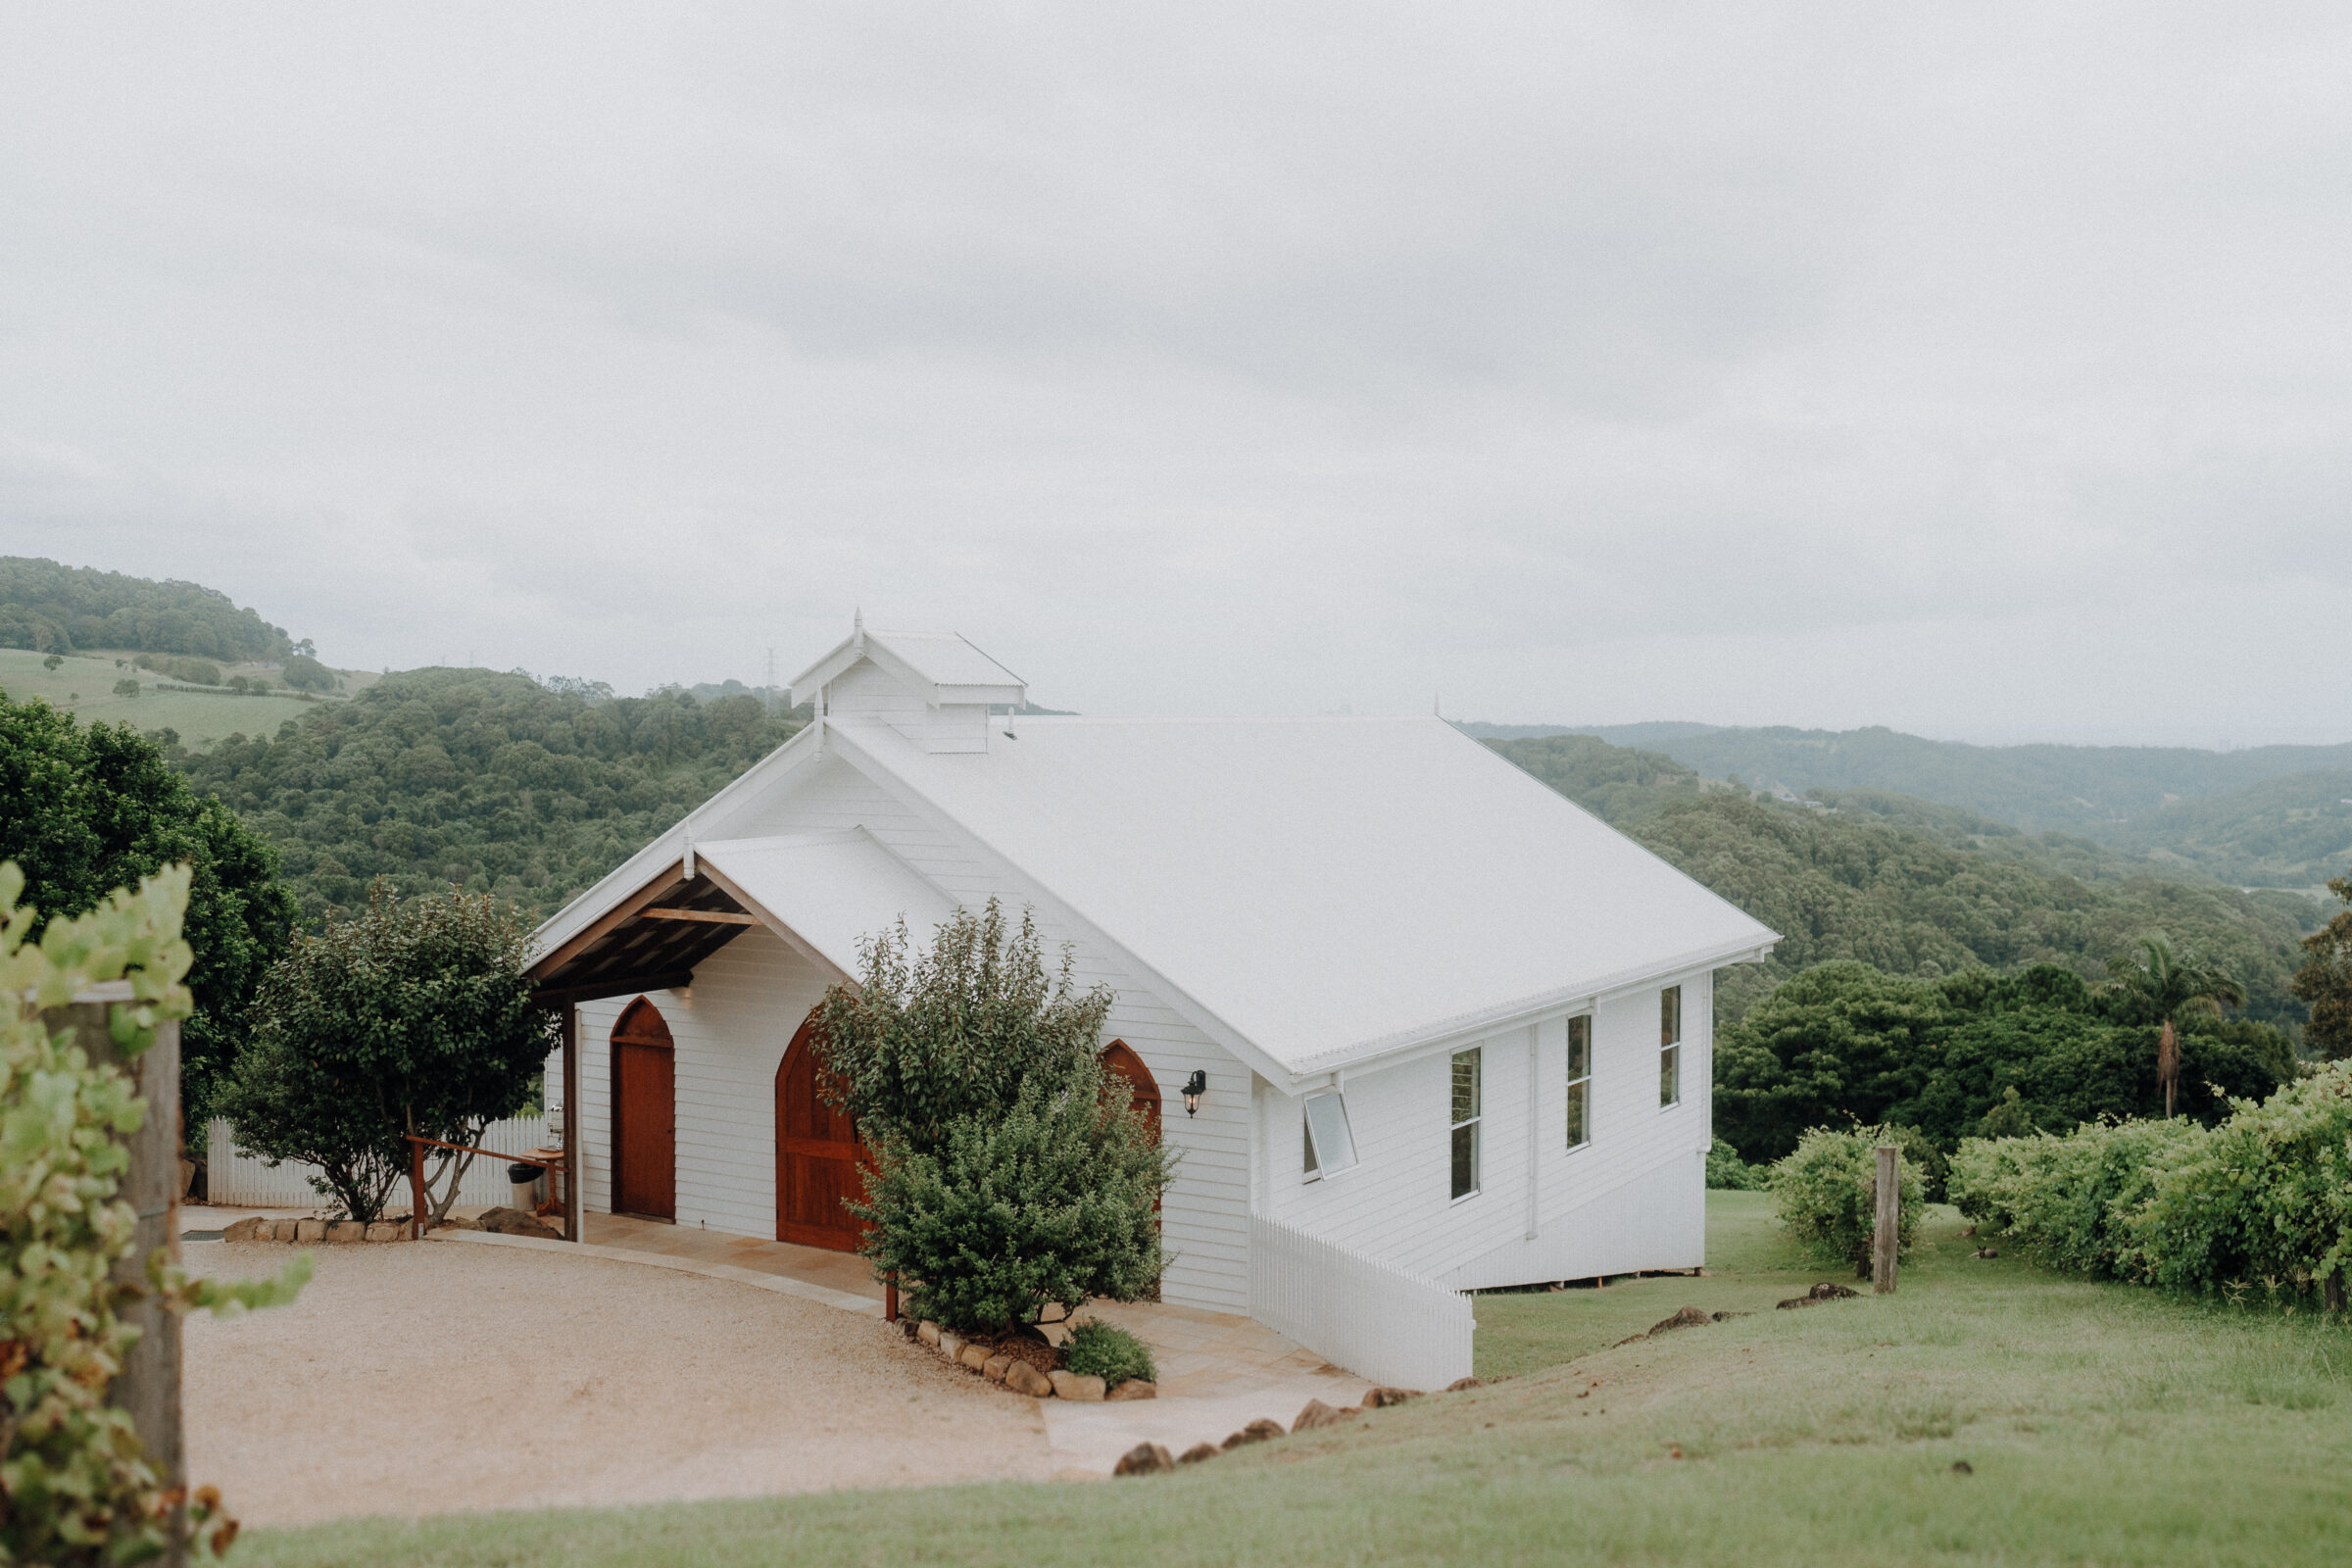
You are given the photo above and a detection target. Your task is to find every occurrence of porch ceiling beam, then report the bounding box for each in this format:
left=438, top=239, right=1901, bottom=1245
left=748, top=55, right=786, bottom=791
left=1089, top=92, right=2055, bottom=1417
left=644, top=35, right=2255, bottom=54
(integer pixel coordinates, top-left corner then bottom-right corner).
left=526, top=859, right=686, bottom=983
left=533, top=970, right=696, bottom=1007
left=638, top=907, right=760, bottom=925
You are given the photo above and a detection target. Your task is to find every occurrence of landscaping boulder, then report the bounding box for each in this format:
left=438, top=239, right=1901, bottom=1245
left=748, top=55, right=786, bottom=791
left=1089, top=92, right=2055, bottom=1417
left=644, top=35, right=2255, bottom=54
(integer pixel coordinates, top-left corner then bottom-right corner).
left=221, top=1217, right=268, bottom=1244
left=1360, top=1387, right=1422, bottom=1408
left=983, top=1354, right=1012, bottom=1383
left=1292, top=1398, right=1355, bottom=1432
left=1005, top=1360, right=1054, bottom=1397
left=958, top=1344, right=992, bottom=1371
left=1049, top=1370, right=1106, bottom=1402
left=365, top=1222, right=403, bottom=1243
left=917, top=1320, right=942, bottom=1348
left=1221, top=1418, right=1286, bottom=1450
left=477, top=1206, right=562, bottom=1239
left=1777, top=1282, right=1861, bottom=1310
left=939, top=1332, right=965, bottom=1362
left=270, top=1219, right=299, bottom=1243
left=1106, top=1378, right=1156, bottom=1401
left=1112, top=1443, right=1174, bottom=1477
left=1178, top=1443, right=1220, bottom=1464
left=294, top=1218, right=326, bottom=1243
left=327, top=1221, right=366, bottom=1244
left=1648, top=1306, right=1715, bottom=1335
left=1445, top=1377, right=1485, bottom=1392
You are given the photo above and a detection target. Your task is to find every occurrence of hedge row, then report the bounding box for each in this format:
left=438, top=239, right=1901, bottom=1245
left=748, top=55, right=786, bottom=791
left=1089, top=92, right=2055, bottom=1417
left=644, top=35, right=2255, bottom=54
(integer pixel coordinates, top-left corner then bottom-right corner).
left=1947, top=1062, right=2352, bottom=1308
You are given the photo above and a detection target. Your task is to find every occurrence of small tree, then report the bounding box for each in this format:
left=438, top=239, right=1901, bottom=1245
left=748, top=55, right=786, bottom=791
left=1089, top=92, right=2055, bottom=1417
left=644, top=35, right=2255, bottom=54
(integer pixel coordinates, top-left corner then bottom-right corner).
left=815, top=901, right=1170, bottom=1334
left=2109, top=937, right=2245, bottom=1118
left=220, top=883, right=553, bottom=1221
left=2291, top=871, right=2352, bottom=1062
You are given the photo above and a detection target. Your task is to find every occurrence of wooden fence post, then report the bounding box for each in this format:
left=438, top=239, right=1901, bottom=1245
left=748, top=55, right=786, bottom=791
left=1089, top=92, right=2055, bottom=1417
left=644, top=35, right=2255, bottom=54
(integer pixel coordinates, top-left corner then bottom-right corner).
left=1873, top=1144, right=1899, bottom=1296
left=410, top=1138, right=425, bottom=1241
left=50, top=984, right=185, bottom=1566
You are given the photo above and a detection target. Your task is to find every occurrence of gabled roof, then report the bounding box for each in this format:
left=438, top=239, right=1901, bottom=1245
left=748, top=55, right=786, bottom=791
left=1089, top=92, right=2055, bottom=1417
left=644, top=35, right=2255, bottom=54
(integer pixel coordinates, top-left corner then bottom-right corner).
left=692, top=830, right=957, bottom=978
left=790, top=625, right=1025, bottom=709
left=822, top=714, right=1778, bottom=1077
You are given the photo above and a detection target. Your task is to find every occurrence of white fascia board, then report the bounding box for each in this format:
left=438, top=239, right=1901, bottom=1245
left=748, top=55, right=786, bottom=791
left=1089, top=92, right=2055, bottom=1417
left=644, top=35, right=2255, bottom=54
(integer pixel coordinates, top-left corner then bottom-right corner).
left=818, top=723, right=1298, bottom=1088
left=525, top=719, right=830, bottom=961
left=1284, top=936, right=1780, bottom=1087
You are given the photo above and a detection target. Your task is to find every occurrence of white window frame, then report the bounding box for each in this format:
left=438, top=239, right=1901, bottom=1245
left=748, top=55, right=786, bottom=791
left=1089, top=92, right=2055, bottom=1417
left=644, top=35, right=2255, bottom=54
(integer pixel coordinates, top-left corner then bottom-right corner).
left=1301, top=1091, right=1358, bottom=1181
left=1565, top=1013, right=1593, bottom=1152
left=1449, top=1047, right=1482, bottom=1201
left=1660, top=984, right=1683, bottom=1108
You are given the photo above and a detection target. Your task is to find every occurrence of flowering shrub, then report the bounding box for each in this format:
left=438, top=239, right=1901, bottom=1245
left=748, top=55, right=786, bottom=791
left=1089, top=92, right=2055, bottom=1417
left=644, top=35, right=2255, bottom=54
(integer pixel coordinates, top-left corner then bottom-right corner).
left=1949, top=1063, right=2352, bottom=1310
left=2, top=860, right=308, bottom=1565
left=1767, top=1125, right=1924, bottom=1276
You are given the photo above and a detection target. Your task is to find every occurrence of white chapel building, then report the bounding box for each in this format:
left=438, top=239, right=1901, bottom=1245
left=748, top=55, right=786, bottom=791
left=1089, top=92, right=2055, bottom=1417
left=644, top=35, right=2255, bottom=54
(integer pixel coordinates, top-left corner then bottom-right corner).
left=528, top=623, right=1777, bottom=1381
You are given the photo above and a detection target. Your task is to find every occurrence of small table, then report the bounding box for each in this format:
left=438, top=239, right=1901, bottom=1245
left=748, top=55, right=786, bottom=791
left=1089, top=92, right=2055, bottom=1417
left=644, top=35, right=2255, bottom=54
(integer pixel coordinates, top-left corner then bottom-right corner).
left=527, top=1147, right=568, bottom=1217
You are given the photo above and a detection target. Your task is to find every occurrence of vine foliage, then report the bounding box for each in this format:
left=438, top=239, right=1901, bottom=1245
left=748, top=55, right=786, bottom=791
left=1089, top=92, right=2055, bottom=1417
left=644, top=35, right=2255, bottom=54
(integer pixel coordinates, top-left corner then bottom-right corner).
left=2, top=860, right=308, bottom=1565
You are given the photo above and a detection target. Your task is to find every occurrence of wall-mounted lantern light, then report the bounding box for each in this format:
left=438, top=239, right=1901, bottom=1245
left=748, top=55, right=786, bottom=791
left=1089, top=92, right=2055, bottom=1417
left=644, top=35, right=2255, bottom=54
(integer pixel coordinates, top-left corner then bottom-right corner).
left=1182, top=1070, right=1207, bottom=1117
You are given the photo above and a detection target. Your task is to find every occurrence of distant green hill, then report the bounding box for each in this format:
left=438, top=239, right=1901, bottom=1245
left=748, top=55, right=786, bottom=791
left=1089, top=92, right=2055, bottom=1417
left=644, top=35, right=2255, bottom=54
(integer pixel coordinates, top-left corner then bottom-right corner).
left=178, top=667, right=805, bottom=923
left=1485, top=734, right=2319, bottom=1028
left=0, top=556, right=295, bottom=662
left=1466, top=721, right=2352, bottom=891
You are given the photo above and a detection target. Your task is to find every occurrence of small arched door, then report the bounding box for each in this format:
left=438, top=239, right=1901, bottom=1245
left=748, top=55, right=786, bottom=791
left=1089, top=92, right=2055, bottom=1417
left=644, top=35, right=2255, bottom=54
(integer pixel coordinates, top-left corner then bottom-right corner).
left=775, top=1013, right=872, bottom=1251
left=611, top=998, right=676, bottom=1221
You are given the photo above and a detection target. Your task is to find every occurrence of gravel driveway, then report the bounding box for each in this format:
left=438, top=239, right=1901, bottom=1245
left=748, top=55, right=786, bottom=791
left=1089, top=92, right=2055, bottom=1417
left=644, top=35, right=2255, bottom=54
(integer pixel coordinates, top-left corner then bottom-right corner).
left=183, top=1239, right=1055, bottom=1526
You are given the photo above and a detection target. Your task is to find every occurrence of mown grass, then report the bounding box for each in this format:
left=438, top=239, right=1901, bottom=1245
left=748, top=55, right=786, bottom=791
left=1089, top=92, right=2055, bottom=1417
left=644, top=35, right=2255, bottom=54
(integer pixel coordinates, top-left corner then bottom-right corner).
left=238, top=1193, right=2352, bottom=1567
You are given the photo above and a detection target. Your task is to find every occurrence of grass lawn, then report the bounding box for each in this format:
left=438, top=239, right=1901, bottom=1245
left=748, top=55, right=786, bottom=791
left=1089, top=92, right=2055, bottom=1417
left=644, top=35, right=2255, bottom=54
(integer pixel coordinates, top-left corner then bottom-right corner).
left=0, top=646, right=366, bottom=750
left=238, top=1193, right=2352, bottom=1567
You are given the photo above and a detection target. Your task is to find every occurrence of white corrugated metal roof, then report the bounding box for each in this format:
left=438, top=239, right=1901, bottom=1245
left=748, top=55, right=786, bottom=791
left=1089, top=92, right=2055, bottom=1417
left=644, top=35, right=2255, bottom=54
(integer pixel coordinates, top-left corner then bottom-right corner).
left=695, top=829, right=958, bottom=979
left=863, top=630, right=1023, bottom=690
left=789, top=626, right=1025, bottom=708
left=826, top=715, right=1778, bottom=1075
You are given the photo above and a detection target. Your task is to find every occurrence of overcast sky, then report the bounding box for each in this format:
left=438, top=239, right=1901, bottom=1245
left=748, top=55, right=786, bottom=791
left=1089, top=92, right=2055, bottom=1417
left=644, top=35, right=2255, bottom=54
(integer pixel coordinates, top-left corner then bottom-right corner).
left=4, top=7, right=2348, bottom=745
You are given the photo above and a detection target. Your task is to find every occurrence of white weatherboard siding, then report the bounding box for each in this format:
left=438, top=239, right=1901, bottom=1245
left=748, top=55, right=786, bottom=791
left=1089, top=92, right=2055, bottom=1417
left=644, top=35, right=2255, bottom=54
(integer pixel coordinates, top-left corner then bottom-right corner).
left=556, top=748, right=1253, bottom=1313
left=1256, top=971, right=1714, bottom=1290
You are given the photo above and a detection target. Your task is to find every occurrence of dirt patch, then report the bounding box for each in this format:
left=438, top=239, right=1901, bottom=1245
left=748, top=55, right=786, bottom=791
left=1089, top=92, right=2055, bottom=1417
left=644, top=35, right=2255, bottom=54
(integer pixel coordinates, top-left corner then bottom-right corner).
left=183, top=1239, right=1053, bottom=1526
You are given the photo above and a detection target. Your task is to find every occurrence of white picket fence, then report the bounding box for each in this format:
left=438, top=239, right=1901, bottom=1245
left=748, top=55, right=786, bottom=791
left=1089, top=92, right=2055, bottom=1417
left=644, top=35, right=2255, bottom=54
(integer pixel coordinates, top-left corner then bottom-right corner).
left=1248, top=1211, right=1476, bottom=1391
left=204, top=1115, right=551, bottom=1210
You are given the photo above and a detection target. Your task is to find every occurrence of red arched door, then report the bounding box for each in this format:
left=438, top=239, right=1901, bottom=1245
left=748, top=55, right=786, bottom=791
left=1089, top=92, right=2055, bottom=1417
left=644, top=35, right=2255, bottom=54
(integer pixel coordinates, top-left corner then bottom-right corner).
left=1103, top=1041, right=1161, bottom=1145
left=776, top=1013, right=871, bottom=1251
left=611, top=998, right=676, bottom=1221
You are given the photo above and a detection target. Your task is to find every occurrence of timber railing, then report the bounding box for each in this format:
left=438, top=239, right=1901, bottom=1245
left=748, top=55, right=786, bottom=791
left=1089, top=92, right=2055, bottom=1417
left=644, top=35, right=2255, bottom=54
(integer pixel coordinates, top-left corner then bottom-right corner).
left=405, top=1135, right=572, bottom=1241
left=206, top=1114, right=550, bottom=1208
left=1247, top=1210, right=1475, bottom=1391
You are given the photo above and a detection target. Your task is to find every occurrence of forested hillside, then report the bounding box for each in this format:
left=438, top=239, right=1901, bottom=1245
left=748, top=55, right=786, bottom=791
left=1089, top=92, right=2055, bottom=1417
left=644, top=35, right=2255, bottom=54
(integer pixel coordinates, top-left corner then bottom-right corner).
left=1473, top=721, right=2352, bottom=893
left=0, top=556, right=296, bottom=662
left=179, top=668, right=804, bottom=922
left=1488, top=734, right=2317, bottom=1024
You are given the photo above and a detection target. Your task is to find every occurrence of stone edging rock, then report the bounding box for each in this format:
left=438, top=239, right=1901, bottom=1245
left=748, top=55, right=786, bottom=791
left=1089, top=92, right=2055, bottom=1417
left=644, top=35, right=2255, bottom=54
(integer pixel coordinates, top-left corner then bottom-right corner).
left=1113, top=1377, right=1490, bottom=1476
left=908, top=1318, right=1155, bottom=1403
left=220, top=1215, right=409, bottom=1245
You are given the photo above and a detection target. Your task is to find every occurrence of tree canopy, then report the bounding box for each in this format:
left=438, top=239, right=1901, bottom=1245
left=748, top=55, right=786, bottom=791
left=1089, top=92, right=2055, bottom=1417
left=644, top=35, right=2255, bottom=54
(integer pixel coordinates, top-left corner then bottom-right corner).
left=1716, top=958, right=2293, bottom=1166
left=176, top=668, right=805, bottom=923
left=220, top=885, right=553, bottom=1222
left=2291, top=870, right=2352, bottom=1060
left=0, top=556, right=293, bottom=662
left=1487, top=734, right=2318, bottom=1026
left=0, top=689, right=296, bottom=1120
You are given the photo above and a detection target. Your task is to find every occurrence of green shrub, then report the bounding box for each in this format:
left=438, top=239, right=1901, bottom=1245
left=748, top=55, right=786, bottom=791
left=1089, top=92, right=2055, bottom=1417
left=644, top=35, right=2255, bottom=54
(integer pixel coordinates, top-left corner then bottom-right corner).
left=2, top=860, right=307, bottom=1563
left=1946, top=1119, right=2200, bottom=1278
left=280, top=653, right=336, bottom=691
left=1767, top=1125, right=1924, bottom=1276
left=2125, top=1063, right=2352, bottom=1303
left=1063, top=1319, right=1156, bottom=1386
left=1705, top=1136, right=1764, bottom=1190
left=856, top=1072, right=1167, bottom=1335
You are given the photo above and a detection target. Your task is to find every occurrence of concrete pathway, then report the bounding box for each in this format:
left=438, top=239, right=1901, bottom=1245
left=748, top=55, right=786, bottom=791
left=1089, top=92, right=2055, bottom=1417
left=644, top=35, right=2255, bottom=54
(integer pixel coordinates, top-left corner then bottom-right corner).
left=448, top=1211, right=1373, bottom=1475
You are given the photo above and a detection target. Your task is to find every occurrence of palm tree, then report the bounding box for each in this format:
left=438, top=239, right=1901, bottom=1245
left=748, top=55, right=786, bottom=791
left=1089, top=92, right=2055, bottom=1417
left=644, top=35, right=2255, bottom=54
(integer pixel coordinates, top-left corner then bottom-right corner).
left=2108, top=937, right=2246, bottom=1118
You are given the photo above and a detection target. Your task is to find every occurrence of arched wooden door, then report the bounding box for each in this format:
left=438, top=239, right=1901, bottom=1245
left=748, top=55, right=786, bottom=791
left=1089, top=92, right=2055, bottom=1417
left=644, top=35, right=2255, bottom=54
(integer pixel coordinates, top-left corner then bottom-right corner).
left=611, top=998, right=676, bottom=1221
left=776, top=1013, right=871, bottom=1251
left=1103, top=1041, right=1161, bottom=1145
